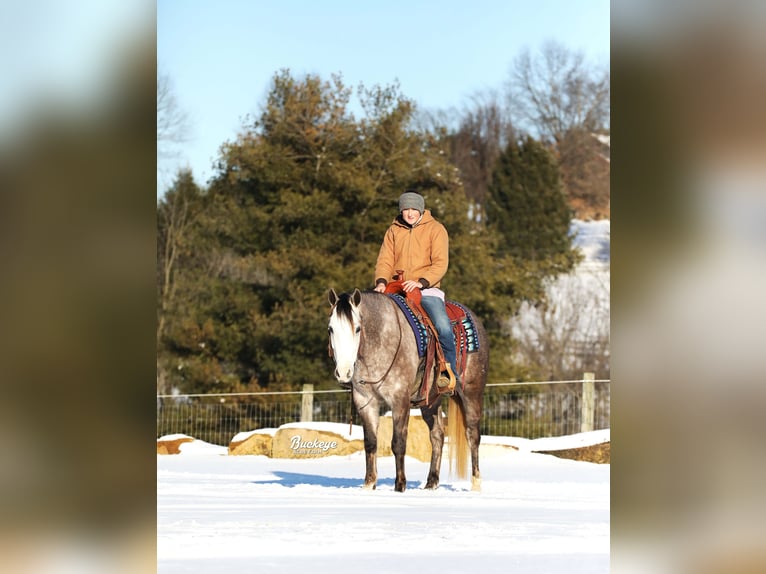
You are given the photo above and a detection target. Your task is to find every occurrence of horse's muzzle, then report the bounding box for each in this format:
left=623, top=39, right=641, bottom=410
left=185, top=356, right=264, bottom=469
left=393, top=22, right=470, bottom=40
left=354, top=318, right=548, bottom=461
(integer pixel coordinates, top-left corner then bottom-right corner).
left=334, top=366, right=354, bottom=383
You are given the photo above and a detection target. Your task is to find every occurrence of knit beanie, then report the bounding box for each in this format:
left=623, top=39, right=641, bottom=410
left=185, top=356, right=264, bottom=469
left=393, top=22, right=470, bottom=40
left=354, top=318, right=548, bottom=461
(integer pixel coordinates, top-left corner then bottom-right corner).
left=398, top=191, right=425, bottom=213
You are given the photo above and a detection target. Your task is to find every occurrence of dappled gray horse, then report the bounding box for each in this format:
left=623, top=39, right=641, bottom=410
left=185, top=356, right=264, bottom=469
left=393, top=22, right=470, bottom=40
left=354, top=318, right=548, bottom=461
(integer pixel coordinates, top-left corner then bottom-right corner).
left=328, top=288, right=489, bottom=492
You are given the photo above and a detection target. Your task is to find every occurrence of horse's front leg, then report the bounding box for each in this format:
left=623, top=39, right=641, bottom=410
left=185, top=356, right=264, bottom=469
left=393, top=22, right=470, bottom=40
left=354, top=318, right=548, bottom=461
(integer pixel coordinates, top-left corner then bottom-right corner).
left=420, top=400, right=445, bottom=489
left=390, top=397, right=411, bottom=492
left=353, top=390, right=380, bottom=489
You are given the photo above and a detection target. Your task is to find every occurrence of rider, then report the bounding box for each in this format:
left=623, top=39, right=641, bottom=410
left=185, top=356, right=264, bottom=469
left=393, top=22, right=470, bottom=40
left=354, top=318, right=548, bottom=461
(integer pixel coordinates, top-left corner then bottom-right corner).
left=373, top=191, right=458, bottom=390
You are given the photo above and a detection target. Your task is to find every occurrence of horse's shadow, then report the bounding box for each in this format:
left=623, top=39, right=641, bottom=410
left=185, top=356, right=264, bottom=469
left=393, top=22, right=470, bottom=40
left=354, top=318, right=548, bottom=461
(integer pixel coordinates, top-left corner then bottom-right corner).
left=252, top=471, right=459, bottom=491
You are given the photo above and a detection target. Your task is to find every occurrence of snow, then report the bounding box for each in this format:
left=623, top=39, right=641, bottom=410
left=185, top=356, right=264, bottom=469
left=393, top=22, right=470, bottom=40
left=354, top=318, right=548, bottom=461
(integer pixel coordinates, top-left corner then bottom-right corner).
left=570, top=219, right=610, bottom=267
left=160, top=433, right=195, bottom=441
left=231, top=428, right=278, bottom=442
left=157, top=222, right=611, bottom=573
left=489, top=429, right=610, bottom=452
left=511, top=220, right=610, bottom=357
left=158, top=431, right=609, bottom=573
left=593, top=133, right=611, bottom=147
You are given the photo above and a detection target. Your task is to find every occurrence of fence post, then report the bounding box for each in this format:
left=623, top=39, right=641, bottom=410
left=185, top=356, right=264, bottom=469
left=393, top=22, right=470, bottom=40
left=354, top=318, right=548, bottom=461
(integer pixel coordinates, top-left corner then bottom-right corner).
left=301, top=383, right=314, bottom=423
left=580, top=372, right=595, bottom=433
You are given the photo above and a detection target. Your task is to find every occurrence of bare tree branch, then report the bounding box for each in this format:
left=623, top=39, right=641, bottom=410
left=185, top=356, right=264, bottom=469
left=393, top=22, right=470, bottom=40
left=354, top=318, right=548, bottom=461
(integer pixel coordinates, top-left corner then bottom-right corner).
left=157, top=73, right=191, bottom=159
left=508, top=41, right=609, bottom=143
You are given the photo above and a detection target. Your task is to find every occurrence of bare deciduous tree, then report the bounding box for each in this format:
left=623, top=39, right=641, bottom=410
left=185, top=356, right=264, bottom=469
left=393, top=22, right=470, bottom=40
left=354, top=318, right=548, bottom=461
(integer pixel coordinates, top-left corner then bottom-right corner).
left=157, top=170, right=198, bottom=394
left=508, top=40, right=609, bottom=144
left=157, top=72, right=192, bottom=195
left=558, top=128, right=611, bottom=219
left=450, top=91, right=516, bottom=207
left=507, top=41, right=610, bottom=218
left=418, top=91, right=516, bottom=210
left=511, top=265, right=610, bottom=381
left=157, top=72, right=191, bottom=156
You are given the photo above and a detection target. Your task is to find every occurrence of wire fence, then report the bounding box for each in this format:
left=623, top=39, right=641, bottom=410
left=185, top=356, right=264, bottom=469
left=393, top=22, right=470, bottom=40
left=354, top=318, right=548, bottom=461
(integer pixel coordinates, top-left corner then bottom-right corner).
left=157, top=377, right=610, bottom=447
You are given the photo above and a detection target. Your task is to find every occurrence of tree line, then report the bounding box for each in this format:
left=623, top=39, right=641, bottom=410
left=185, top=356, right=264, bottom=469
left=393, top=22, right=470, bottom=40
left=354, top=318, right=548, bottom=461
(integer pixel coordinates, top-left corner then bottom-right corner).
left=157, top=42, right=609, bottom=395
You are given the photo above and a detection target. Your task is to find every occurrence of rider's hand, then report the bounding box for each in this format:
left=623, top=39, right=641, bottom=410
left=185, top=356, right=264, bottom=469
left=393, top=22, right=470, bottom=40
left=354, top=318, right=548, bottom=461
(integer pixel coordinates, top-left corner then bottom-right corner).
left=374, top=283, right=386, bottom=293
left=402, top=280, right=422, bottom=293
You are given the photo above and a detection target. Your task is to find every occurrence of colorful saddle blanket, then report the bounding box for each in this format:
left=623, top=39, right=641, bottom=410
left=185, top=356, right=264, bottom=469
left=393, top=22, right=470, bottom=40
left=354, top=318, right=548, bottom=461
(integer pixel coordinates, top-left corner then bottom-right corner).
left=388, top=294, right=480, bottom=360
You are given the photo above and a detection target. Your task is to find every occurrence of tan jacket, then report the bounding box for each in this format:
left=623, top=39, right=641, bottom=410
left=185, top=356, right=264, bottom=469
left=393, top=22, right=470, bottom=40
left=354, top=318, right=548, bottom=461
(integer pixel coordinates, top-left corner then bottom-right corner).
left=374, top=210, right=449, bottom=289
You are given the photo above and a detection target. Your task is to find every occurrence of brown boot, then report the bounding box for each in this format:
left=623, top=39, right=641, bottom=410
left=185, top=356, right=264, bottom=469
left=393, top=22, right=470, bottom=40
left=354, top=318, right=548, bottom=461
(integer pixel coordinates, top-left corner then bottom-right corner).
left=436, top=365, right=457, bottom=395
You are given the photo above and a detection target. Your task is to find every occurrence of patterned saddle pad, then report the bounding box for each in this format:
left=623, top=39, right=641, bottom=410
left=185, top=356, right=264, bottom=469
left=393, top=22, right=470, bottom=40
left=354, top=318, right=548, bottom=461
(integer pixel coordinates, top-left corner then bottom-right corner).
left=387, top=294, right=480, bottom=358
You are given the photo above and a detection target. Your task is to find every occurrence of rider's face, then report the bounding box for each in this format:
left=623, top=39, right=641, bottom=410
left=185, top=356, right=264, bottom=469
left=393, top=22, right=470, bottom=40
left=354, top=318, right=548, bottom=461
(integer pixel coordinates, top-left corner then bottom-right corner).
left=401, top=208, right=421, bottom=225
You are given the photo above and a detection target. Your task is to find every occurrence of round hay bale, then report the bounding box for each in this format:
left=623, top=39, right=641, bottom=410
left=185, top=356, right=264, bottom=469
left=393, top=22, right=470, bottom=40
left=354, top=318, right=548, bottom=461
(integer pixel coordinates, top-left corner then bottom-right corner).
left=271, top=425, right=363, bottom=459
left=157, top=434, right=194, bottom=455
left=377, top=411, right=434, bottom=462
left=228, top=430, right=275, bottom=456
left=533, top=441, right=610, bottom=464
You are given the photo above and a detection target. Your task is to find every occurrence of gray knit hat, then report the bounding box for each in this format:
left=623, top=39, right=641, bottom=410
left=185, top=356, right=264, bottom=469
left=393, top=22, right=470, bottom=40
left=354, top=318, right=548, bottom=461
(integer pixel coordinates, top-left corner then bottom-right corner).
left=398, top=191, right=425, bottom=213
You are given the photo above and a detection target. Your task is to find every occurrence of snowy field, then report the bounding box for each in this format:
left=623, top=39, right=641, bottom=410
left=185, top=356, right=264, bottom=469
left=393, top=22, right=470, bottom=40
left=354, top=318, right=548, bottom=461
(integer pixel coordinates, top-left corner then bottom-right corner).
left=158, top=430, right=610, bottom=574
left=157, top=221, right=611, bottom=573
left=511, top=219, right=610, bottom=365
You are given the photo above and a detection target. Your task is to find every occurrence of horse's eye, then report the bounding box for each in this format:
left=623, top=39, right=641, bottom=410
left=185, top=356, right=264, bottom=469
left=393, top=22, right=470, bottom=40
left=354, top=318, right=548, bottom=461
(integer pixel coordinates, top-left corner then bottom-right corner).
left=355, top=326, right=361, bottom=334
left=328, top=327, right=333, bottom=334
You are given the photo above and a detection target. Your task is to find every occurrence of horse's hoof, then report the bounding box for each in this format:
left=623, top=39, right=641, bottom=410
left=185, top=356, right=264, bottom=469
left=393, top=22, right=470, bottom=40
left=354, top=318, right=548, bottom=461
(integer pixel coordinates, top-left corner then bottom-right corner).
left=425, top=481, right=439, bottom=490
left=471, top=476, right=482, bottom=492
left=395, top=482, right=406, bottom=492
left=362, top=483, right=376, bottom=490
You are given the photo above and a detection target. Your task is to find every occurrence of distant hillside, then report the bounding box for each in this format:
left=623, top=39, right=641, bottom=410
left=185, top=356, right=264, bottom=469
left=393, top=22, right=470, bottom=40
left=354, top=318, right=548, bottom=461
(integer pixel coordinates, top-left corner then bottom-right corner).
left=571, top=219, right=610, bottom=269
left=510, top=219, right=610, bottom=379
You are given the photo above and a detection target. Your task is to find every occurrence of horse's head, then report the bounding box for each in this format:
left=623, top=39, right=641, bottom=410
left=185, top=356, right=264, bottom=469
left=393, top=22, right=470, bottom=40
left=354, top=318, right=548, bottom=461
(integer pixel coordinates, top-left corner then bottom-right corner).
left=327, top=288, right=363, bottom=384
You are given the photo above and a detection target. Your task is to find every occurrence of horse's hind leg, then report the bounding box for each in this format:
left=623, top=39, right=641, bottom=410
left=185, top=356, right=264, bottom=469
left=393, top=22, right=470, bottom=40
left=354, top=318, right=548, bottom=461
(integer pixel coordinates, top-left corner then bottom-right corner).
left=466, top=421, right=481, bottom=491
left=421, top=401, right=445, bottom=489
left=464, top=397, right=483, bottom=491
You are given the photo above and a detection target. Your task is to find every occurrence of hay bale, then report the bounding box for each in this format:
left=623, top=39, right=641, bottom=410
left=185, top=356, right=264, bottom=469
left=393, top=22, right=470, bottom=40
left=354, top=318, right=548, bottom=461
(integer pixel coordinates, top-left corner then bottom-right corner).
left=271, top=424, right=364, bottom=459
left=228, top=430, right=275, bottom=456
left=377, top=410, right=435, bottom=462
left=533, top=441, right=610, bottom=464
left=157, top=434, right=194, bottom=455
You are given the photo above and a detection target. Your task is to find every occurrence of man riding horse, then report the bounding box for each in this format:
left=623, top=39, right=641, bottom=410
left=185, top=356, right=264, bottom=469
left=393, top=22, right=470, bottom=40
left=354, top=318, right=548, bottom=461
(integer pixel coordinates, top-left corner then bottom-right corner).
left=373, top=191, right=459, bottom=392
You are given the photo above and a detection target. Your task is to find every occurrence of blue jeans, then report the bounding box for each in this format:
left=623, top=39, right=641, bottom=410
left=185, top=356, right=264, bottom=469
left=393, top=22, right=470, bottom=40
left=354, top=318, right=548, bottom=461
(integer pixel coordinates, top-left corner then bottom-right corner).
left=420, top=295, right=457, bottom=378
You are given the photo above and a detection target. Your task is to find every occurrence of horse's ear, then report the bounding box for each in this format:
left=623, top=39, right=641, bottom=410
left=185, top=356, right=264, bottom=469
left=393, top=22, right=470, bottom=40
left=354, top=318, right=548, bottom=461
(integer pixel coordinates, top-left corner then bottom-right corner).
left=351, top=288, right=362, bottom=307
left=328, top=288, right=338, bottom=307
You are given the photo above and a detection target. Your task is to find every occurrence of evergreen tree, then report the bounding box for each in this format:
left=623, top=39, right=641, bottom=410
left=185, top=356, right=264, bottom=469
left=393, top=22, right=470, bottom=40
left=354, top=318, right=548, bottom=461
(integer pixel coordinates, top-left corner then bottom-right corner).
left=487, top=135, right=578, bottom=272
left=157, top=71, right=572, bottom=395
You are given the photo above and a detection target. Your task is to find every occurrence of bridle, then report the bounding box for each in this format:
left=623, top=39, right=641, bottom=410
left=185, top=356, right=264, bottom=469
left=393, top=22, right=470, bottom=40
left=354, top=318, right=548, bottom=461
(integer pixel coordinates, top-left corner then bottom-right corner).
left=329, top=296, right=403, bottom=387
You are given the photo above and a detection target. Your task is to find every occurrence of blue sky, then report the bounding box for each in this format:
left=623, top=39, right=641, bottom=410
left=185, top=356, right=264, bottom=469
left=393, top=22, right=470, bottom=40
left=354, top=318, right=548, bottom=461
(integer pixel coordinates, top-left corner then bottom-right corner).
left=158, top=0, right=610, bottom=192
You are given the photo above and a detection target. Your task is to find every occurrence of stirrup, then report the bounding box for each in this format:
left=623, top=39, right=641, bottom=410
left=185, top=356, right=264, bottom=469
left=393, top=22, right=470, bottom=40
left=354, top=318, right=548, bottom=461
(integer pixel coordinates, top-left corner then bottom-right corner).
left=436, top=364, right=457, bottom=394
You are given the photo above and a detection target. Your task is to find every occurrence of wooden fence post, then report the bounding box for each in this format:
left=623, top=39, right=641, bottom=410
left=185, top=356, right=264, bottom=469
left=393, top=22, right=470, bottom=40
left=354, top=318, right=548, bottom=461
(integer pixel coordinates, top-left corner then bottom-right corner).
left=301, top=383, right=314, bottom=423
left=580, top=372, right=595, bottom=433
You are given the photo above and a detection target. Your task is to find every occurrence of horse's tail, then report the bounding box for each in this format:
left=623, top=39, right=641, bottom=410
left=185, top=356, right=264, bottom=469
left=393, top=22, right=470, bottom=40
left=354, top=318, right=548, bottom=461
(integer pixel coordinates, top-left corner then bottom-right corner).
left=447, top=397, right=468, bottom=479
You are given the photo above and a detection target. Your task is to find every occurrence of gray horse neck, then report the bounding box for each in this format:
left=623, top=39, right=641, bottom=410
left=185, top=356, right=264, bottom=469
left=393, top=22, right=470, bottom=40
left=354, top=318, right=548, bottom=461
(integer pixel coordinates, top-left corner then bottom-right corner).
left=354, top=293, right=403, bottom=383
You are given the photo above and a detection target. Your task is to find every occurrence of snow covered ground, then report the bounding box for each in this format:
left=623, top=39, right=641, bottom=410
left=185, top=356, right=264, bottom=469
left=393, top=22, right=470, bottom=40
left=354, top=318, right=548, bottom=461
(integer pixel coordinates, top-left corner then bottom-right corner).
left=158, top=430, right=610, bottom=573
left=511, top=220, right=610, bottom=360
left=570, top=219, right=610, bottom=269
left=157, top=222, right=611, bottom=573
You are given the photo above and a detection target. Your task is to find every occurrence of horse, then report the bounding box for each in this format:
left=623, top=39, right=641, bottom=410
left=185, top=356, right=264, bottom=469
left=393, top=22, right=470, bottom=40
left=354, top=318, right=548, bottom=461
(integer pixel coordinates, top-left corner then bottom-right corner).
left=327, top=288, right=489, bottom=492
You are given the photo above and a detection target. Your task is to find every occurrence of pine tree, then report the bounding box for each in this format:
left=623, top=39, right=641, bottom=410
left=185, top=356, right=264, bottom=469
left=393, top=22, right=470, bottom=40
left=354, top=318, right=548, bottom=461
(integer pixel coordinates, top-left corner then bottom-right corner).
left=157, top=72, right=569, bottom=393
left=487, top=136, right=578, bottom=271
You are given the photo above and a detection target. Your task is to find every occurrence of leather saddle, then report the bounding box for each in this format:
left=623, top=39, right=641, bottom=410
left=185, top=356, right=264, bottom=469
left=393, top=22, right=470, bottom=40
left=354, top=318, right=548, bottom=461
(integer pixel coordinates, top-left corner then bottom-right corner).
left=383, top=279, right=469, bottom=406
